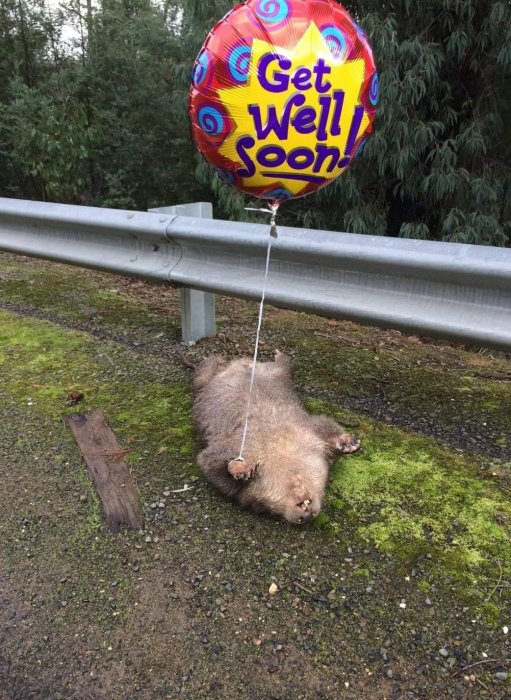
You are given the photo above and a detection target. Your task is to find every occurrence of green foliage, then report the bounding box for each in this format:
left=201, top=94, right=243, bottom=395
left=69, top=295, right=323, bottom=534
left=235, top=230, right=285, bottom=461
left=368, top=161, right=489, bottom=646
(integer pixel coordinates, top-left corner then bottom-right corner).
left=1, top=78, right=95, bottom=201
left=0, top=0, right=509, bottom=244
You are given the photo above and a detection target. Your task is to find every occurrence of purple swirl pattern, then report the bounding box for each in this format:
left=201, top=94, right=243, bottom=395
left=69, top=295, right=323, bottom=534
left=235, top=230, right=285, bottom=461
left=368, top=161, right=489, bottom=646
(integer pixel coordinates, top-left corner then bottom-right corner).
left=228, top=45, right=252, bottom=83
left=198, top=106, right=225, bottom=136
left=192, top=50, right=209, bottom=88
left=321, top=25, right=348, bottom=61
left=369, top=73, right=379, bottom=106
left=255, top=0, right=289, bottom=25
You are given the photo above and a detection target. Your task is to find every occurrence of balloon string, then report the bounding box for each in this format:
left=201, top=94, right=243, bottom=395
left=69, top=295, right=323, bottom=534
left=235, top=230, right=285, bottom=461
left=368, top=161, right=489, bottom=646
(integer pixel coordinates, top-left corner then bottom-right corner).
left=234, top=202, right=279, bottom=462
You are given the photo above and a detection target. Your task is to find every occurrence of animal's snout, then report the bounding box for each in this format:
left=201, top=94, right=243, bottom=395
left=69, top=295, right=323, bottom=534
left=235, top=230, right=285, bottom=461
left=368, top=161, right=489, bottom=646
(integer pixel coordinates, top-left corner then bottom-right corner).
left=293, top=499, right=319, bottom=524
left=296, top=510, right=316, bottom=524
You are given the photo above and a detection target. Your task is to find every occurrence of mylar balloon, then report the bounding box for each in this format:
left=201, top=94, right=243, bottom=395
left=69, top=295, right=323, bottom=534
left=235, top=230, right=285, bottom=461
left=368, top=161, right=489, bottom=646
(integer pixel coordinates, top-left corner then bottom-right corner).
left=189, top=0, right=378, bottom=202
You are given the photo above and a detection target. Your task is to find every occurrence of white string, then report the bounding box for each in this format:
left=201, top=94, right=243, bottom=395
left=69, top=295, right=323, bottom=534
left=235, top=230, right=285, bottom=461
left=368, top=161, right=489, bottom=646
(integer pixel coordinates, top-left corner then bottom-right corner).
left=234, top=204, right=278, bottom=461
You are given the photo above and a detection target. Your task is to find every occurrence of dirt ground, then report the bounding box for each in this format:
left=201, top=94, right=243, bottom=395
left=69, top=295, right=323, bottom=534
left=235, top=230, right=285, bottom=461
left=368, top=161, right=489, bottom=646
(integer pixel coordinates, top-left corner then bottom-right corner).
left=0, top=253, right=510, bottom=700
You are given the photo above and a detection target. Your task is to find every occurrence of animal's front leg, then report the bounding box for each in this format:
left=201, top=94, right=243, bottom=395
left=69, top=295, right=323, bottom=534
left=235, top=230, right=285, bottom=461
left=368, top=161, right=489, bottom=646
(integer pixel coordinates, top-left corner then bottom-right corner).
left=227, top=456, right=259, bottom=481
left=328, top=433, right=361, bottom=454
left=310, top=415, right=361, bottom=455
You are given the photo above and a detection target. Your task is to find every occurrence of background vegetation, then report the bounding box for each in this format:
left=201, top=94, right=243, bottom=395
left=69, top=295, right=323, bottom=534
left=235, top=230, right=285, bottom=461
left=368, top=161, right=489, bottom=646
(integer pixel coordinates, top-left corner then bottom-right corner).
left=0, top=0, right=509, bottom=245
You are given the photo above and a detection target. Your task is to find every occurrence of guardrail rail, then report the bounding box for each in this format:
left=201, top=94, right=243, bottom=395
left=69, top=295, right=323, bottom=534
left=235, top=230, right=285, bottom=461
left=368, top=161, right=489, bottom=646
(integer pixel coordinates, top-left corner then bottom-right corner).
left=0, top=197, right=510, bottom=351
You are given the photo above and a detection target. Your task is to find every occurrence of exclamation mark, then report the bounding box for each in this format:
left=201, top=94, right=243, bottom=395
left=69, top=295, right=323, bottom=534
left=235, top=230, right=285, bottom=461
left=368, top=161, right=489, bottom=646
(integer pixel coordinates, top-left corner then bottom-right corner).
left=338, top=105, right=364, bottom=169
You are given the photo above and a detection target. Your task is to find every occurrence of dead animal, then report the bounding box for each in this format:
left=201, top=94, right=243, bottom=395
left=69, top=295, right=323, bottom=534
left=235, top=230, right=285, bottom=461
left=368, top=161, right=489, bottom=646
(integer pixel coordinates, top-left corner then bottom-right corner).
left=188, top=351, right=361, bottom=524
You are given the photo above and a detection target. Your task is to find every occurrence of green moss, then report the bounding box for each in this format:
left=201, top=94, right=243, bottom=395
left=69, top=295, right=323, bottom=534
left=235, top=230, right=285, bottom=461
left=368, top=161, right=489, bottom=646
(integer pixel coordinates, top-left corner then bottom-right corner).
left=1, top=295, right=510, bottom=615
left=304, top=398, right=511, bottom=594
left=353, top=568, right=370, bottom=581
left=0, top=309, right=196, bottom=485
left=312, top=512, right=331, bottom=528
left=0, top=306, right=198, bottom=634
left=0, top=267, right=179, bottom=336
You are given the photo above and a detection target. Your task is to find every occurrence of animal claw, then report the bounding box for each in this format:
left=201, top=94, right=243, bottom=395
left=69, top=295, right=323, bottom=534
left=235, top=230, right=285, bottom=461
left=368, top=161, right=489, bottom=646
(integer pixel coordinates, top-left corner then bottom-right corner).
left=334, top=433, right=361, bottom=454
left=228, top=459, right=258, bottom=480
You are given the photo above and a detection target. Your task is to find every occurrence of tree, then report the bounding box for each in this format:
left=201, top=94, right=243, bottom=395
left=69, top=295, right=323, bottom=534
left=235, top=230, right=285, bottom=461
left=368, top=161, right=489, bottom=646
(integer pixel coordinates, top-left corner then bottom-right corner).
left=0, top=0, right=509, bottom=245
left=174, top=0, right=511, bottom=245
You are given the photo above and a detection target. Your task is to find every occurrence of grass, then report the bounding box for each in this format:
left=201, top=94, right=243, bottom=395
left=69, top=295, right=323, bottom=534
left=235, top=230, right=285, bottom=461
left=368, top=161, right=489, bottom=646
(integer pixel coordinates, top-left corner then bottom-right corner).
left=1, top=306, right=510, bottom=614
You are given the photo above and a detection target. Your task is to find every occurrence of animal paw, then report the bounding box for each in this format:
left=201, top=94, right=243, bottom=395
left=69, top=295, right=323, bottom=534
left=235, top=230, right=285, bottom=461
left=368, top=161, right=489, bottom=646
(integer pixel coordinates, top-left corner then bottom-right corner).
left=227, top=459, right=258, bottom=480
left=332, top=433, right=361, bottom=454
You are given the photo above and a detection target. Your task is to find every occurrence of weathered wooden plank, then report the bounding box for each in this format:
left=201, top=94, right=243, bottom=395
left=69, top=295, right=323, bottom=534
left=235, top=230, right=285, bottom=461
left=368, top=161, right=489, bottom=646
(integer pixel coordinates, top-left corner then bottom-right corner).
left=66, top=411, right=143, bottom=532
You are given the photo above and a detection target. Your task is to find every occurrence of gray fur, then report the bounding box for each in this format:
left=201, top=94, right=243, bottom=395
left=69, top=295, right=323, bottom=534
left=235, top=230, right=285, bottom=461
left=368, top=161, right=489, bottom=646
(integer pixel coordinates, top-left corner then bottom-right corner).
left=191, top=351, right=360, bottom=524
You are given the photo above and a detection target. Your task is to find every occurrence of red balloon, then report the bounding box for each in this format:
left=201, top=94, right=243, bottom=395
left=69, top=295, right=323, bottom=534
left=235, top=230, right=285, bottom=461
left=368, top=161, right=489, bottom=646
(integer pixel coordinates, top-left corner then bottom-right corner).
left=189, top=0, right=378, bottom=202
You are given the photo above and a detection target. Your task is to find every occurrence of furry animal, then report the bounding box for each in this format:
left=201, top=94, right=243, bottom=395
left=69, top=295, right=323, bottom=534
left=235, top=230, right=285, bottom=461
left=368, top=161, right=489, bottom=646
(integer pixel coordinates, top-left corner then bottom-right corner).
left=189, top=351, right=360, bottom=524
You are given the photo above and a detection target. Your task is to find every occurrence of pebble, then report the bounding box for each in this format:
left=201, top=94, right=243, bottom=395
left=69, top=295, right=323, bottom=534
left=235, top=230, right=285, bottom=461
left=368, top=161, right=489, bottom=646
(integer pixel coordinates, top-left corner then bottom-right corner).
left=386, top=669, right=393, bottom=679
left=268, top=583, right=278, bottom=596
left=79, top=494, right=87, bottom=503
left=439, top=647, right=449, bottom=658
left=495, top=672, right=508, bottom=681
left=503, top=626, right=509, bottom=635
left=399, top=600, right=407, bottom=609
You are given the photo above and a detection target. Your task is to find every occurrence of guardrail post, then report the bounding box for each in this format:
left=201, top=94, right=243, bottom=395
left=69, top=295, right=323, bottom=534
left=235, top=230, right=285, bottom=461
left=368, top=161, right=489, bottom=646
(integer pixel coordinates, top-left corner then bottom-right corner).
left=149, top=202, right=216, bottom=344
left=1, top=197, right=510, bottom=351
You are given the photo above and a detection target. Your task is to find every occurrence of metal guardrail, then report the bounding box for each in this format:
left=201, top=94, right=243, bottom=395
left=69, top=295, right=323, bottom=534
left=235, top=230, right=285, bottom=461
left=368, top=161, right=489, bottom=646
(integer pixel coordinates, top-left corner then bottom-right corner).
left=0, top=196, right=510, bottom=351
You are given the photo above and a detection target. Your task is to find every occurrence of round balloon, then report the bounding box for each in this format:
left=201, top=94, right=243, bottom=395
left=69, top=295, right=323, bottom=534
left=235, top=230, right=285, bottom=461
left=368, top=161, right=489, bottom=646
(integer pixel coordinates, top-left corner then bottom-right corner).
left=189, top=0, right=378, bottom=202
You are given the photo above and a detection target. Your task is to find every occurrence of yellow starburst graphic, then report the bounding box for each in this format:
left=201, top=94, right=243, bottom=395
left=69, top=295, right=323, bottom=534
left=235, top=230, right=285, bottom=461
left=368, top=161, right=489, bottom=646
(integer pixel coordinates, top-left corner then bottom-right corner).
left=217, top=22, right=370, bottom=197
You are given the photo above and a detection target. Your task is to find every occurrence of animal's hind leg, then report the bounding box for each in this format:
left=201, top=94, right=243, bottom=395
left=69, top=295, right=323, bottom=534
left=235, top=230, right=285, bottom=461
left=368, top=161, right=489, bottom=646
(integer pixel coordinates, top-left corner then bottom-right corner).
left=310, top=415, right=361, bottom=455
left=192, top=356, right=227, bottom=391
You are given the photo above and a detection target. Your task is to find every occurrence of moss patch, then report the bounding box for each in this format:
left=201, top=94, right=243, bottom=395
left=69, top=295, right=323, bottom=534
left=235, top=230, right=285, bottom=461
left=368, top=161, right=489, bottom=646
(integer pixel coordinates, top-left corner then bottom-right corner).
left=3, top=258, right=511, bottom=697
left=1, top=307, right=510, bottom=611
left=0, top=263, right=180, bottom=337
left=305, top=397, right=511, bottom=601
left=0, top=309, right=198, bottom=481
